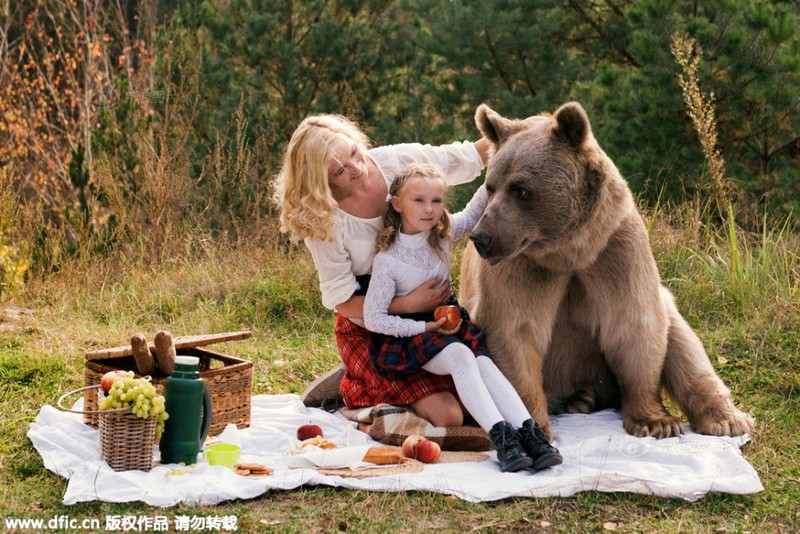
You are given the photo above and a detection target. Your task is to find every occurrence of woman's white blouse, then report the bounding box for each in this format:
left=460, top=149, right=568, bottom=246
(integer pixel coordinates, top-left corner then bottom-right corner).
left=305, top=141, right=484, bottom=313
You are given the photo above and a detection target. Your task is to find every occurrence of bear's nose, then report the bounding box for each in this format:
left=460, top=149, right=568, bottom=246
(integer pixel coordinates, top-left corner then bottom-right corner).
left=470, top=232, right=492, bottom=256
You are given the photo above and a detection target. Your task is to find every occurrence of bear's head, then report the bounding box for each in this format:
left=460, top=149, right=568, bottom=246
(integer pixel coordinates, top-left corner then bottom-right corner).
left=470, top=102, right=627, bottom=266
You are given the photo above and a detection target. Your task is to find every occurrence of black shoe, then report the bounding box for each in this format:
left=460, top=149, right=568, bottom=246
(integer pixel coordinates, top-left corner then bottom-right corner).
left=488, top=421, right=533, bottom=472
left=517, top=419, right=563, bottom=470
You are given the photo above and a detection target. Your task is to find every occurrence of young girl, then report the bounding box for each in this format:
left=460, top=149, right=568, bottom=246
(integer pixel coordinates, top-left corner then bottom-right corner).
left=363, top=163, right=562, bottom=472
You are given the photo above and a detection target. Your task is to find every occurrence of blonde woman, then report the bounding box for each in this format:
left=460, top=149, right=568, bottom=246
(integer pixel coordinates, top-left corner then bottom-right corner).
left=275, top=114, right=489, bottom=426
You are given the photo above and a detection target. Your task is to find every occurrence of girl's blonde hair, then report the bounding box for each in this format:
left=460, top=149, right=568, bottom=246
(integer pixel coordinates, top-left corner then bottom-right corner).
left=376, top=163, right=451, bottom=256
left=273, top=114, right=370, bottom=241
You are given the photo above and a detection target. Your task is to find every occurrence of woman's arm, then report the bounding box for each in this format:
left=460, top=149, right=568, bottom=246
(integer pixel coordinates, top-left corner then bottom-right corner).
left=390, top=277, right=451, bottom=314
left=335, top=277, right=452, bottom=320
left=334, top=294, right=366, bottom=319
left=473, top=137, right=491, bottom=166
left=370, top=140, right=486, bottom=189
left=305, top=237, right=362, bottom=312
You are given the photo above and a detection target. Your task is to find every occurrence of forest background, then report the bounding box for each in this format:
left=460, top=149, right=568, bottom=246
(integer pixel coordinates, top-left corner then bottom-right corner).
left=1, top=0, right=799, bottom=279
left=1, top=1, right=799, bottom=532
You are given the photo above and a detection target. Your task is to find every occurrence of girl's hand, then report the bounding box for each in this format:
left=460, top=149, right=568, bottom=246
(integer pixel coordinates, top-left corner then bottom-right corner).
left=425, top=317, right=462, bottom=334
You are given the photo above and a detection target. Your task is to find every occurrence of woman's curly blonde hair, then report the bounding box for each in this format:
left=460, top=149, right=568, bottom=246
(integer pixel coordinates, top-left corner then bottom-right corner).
left=273, top=114, right=370, bottom=241
left=376, top=163, right=451, bottom=258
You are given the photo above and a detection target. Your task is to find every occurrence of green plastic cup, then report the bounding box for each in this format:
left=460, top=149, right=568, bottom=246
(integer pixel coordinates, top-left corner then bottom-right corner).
left=202, top=443, right=241, bottom=468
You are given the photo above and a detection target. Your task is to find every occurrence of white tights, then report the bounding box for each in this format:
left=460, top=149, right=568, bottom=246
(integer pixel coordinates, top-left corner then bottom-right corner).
left=422, top=343, right=531, bottom=432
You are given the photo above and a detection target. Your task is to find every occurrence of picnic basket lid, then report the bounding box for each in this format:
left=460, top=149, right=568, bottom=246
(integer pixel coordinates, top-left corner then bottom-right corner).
left=85, top=331, right=252, bottom=360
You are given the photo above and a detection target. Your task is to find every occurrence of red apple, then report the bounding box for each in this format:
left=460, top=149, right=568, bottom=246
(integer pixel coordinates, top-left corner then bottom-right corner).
left=296, top=423, right=323, bottom=441
left=434, top=305, right=461, bottom=330
left=100, top=370, right=128, bottom=393
left=402, top=434, right=424, bottom=458
left=412, top=438, right=441, bottom=463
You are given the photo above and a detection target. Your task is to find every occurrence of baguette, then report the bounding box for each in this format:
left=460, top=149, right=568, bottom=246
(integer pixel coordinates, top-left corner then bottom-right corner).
left=362, top=446, right=405, bottom=465
left=130, top=334, right=157, bottom=376
left=154, top=330, right=176, bottom=376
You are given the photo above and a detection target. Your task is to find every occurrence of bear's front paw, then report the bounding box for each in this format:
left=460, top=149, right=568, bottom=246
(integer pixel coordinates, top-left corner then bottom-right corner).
left=624, top=414, right=684, bottom=439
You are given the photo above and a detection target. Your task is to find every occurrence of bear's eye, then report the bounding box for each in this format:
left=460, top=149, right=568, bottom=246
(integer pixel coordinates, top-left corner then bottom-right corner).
left=510, top=184, right=529, bottom=200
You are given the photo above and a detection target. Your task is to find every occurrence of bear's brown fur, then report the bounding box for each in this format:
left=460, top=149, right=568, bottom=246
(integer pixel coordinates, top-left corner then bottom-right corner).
left=460, top=102, right=754, bottom=439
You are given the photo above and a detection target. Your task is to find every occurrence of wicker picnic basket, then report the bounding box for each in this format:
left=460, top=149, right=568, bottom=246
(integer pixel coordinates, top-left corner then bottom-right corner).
left=83, top=331, right=253, bottom=436
left=58, top=385, right=157, bottom=472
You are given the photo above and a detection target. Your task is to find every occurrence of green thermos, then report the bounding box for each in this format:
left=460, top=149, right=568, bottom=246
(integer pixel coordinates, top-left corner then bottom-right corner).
left=159, top=355, right=212, bottom=465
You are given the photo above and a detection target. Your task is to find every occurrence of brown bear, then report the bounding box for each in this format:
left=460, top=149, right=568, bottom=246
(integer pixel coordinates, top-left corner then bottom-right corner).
left=459, top=102, right=754, bottom=440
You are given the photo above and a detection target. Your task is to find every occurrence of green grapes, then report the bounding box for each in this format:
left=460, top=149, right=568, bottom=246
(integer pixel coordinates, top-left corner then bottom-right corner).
left=99, top=372, right=169, bottom=439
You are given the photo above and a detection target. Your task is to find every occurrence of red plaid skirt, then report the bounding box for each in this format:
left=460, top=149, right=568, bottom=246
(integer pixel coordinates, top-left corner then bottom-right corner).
left=367, top=301, right=491, bottom=380
left=335, top=315, right=456, bottom=407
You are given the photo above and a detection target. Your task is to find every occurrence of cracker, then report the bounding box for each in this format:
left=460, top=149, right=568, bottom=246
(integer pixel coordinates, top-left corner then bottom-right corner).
left=234, top=463, right=273, bottom=476
left=235, top=463, right=268, bottom=471
left=245, top=469, right=273, bottom=476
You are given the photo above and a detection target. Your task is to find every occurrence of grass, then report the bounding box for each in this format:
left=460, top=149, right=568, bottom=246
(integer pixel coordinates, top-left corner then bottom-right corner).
left=0, top=209, right=798, bottom=533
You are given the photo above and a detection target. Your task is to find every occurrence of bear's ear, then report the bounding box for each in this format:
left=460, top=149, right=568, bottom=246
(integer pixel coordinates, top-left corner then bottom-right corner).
left=552, top=102, right=591, bottom=149
left=475, top=104, right=518, bottom=147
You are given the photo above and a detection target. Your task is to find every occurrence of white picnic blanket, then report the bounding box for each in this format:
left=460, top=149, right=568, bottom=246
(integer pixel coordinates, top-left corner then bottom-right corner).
left=27, top=394, right=762, bottom=506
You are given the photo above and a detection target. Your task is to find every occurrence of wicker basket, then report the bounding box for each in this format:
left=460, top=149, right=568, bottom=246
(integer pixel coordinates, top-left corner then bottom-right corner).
left=83, top=332, right=253, bottom=435
left=98, top=407, right=157, bottom=472
left=58, top=385, right=157, bottom=472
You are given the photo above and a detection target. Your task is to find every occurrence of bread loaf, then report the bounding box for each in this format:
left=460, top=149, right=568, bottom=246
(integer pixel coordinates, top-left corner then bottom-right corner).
left=130, top=334, right=157, bottom=376
left=298, top=436, right=339, bottom=450
left=362, top=446, right=405, bottom=465
left=154, top=330, right=176, bottom=376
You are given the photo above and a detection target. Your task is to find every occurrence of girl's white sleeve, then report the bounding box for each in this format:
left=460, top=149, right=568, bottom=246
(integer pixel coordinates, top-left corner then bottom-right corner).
left=363, top=255, right=427, bottom=337
left=450, top=185, right=488, bottom=241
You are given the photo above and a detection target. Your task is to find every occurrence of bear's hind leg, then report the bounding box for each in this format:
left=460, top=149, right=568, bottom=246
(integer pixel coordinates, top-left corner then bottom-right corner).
left=559, top=389, right=596, bottom=413
left=661, top=291, right=754, bottom=436
left=544, top=311, right=619, bottom=415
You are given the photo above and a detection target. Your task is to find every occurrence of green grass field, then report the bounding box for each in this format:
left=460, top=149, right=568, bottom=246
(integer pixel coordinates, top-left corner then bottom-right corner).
left=1, top=210, right=798, bottom=533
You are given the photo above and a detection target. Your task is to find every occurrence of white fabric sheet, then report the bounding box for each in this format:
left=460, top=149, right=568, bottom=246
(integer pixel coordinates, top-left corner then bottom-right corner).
left=27, top=394, right=762, bottom=506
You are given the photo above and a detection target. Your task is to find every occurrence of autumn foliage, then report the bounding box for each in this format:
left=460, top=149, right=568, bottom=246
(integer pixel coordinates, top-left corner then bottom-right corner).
left=2, top=1, right=150, bottom=218
left=0, top=1, right=158, bottom=279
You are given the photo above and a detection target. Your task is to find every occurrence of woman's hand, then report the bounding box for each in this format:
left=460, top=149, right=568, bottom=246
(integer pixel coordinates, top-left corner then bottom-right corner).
left=425, top=317, right=462, bottom=334
left=389, top=277, right=451, bottom=315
